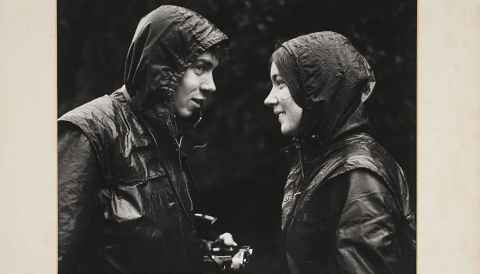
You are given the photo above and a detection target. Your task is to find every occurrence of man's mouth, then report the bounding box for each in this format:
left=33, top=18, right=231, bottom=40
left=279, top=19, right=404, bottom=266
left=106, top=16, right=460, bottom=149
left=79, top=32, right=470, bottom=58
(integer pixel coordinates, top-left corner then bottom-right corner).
left=191, top=98, right=205, bottom=109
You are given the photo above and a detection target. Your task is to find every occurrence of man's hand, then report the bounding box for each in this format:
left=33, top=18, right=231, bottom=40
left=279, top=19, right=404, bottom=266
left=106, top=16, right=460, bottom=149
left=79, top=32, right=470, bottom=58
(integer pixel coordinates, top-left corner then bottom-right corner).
left=215, top=232, right=237, bottom=247
left=230, top=248, right=249, bottom=271
left=209, top=232, right=246, bottom=271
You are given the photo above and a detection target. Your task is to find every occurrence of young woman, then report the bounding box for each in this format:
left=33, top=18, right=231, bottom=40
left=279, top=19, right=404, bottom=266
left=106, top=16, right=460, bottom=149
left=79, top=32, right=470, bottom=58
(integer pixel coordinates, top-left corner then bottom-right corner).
left=265, top=31, right=415, bottom=274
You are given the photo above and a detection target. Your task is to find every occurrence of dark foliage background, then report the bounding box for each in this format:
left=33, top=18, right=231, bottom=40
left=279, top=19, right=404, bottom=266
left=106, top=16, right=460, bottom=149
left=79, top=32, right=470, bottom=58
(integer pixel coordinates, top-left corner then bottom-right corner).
left=58, top=0, right=416, bottom=272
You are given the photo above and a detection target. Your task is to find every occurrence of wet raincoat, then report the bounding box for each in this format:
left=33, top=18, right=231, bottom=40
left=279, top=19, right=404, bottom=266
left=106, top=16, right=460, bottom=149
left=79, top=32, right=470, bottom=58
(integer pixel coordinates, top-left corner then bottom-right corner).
left=58, top=6, right=228, bottom=274
left=272, top=32, right=415, bottom=274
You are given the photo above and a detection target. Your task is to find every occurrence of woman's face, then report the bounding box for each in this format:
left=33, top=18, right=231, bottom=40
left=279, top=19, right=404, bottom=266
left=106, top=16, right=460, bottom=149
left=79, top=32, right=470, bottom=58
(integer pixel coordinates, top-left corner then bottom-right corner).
left=264, top=62, right=303, bottom=136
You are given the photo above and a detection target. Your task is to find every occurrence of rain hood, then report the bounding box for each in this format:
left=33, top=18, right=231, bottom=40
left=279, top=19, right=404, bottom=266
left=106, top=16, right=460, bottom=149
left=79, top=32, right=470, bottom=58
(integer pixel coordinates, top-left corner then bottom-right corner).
left=123, top=5, right=228, bottom=132
left=272, top=31, right=375, bottom=149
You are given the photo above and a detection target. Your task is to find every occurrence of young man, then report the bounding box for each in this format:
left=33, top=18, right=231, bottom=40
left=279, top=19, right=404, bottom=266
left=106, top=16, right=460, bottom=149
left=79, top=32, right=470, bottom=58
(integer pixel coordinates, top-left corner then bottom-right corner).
left=58, top=5, right=235, bottom=273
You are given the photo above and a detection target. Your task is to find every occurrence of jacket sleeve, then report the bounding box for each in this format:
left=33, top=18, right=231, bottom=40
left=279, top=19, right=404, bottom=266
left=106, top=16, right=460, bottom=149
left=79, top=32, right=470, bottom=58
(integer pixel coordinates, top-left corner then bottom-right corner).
left=334, top=169, right=400, bottom=274
left=58, top=123, right=101, bottom=273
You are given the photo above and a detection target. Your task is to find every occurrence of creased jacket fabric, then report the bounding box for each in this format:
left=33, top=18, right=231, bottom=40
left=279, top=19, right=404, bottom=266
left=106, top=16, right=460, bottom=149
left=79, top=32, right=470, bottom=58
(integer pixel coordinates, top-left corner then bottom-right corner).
left=273, top=32, right=415, bottom=274
left=58, top=5, right=228, bottom=274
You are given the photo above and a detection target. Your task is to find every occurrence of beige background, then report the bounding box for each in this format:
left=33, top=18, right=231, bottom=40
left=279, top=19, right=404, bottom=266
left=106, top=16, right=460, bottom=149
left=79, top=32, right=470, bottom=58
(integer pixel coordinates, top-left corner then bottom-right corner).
left=0, top=0, right=479, bottom=273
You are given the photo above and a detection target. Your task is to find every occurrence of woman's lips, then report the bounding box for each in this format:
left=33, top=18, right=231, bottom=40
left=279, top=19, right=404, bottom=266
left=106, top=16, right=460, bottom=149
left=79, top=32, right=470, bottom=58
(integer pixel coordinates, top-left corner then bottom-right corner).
left=275, top=111, right=285, bottom=122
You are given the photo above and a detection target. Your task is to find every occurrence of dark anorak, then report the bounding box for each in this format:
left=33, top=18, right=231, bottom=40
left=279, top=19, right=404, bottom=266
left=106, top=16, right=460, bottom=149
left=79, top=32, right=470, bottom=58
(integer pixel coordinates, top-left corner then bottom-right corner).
left=58, top=5, right=228, bottom=274
left=273, top=32, right=415, bottom=274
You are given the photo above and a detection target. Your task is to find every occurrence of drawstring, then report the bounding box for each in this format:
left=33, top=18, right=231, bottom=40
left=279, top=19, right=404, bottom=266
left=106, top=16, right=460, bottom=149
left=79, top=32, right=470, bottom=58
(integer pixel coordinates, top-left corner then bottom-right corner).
left=175, top=135, right=184, bottom=169
left=193, top=109, right=203, bottom=129
left=143, top=115, right=195, bottom=221
left=141, top=107, right=207, bottom=225
left=171, top=113, right=194, bottom=212
left=174, top=134, right=194, bottom=212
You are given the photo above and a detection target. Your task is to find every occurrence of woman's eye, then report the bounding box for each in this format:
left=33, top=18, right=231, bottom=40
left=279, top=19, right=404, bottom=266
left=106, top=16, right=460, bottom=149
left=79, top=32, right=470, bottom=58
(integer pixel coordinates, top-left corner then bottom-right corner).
left=276, top=81, right=286, bottom=88
left=272, top=76, right=287, bottom=88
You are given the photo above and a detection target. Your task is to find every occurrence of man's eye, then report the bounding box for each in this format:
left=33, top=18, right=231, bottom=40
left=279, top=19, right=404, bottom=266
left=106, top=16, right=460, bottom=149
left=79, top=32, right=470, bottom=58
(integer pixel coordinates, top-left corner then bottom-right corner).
left=192, top=63, right=208, bottom=75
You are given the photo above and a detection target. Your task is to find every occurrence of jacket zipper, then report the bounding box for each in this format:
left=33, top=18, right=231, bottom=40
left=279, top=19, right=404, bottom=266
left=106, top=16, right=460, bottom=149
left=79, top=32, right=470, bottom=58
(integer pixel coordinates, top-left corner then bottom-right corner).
left=143, top=120, right=195, bottom=227
left=285, top=137, right=306, bottom=232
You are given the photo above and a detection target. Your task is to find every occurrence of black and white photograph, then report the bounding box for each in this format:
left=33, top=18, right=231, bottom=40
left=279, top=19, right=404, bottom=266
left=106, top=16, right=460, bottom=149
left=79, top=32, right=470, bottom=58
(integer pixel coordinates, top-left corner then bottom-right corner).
left=56, top=1, right=417, bottom=273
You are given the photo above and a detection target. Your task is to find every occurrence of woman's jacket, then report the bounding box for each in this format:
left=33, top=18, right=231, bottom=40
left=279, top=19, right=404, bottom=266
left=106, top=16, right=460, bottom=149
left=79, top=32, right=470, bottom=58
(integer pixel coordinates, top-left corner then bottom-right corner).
left=273, top=32, right=415, bottom=274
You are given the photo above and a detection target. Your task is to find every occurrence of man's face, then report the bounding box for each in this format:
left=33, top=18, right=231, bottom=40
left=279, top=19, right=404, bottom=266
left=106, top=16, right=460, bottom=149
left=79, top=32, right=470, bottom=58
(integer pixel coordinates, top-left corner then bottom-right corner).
left=174, top=52, right=219, bottom=118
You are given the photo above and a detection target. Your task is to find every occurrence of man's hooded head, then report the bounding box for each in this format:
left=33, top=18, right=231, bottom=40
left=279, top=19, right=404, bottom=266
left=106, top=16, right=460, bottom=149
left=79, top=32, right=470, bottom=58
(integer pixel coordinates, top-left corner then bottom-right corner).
left=271, top=31, right=375, bottom=146
left=123, top=5, right=228, bottom=129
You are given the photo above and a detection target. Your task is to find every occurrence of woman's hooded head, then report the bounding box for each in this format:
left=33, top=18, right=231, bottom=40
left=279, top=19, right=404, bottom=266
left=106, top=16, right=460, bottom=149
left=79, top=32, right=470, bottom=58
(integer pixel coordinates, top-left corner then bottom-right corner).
left=272, top=31, right=375, bottom=146
left=123, top=5, right=228, bottom=127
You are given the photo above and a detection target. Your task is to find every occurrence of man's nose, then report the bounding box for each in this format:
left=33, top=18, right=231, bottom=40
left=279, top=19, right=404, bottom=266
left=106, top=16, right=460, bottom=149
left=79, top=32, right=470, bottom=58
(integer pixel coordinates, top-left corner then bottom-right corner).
left=264, top=88, right=277, bottom=106
left=200, top=72, right=216, bottom=93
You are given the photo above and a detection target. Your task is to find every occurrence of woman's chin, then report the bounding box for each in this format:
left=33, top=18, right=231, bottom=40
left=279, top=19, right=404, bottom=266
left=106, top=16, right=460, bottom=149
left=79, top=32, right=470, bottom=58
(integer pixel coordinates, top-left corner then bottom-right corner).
left=280, top=126, right=292, bottom=136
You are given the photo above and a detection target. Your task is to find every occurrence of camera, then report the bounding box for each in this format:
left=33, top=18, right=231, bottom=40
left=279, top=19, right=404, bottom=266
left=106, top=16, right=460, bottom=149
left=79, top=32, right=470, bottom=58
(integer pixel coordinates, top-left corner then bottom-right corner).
left=203, top=244, right=253, bottom=271
left=194, top=213, right=254, bottom=272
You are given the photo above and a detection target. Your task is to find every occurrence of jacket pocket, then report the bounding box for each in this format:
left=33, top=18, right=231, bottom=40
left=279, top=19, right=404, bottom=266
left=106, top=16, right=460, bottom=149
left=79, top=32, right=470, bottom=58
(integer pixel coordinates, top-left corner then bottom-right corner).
left=110, top=184, right=144, bottom=222
left=101, top=166, right=172, bottom=223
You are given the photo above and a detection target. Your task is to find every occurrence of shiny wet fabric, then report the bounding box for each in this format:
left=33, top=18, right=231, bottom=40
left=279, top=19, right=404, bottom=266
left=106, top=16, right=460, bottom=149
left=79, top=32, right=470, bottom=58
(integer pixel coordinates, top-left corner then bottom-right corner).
left=282, top=133, right=414, bottom=274
left=59, top=88, right=202, bottom=274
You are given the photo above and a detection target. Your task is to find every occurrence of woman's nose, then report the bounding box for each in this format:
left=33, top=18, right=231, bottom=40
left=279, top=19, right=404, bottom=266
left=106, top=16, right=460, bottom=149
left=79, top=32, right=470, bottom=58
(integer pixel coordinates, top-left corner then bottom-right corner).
left=264, top=88, right=277, bottom=106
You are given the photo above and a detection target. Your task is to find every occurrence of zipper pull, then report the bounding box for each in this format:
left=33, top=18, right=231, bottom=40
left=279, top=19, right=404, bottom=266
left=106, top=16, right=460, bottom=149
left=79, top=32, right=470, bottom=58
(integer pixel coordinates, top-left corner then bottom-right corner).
left=292, top=136, right=305, bottom=181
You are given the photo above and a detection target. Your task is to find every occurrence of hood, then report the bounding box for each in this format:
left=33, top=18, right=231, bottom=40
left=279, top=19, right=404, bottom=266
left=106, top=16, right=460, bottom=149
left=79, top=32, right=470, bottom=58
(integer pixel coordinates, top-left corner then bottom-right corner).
left=123, top=5, right=228, bottom=134
left=272, top=31, right=375, bottom=148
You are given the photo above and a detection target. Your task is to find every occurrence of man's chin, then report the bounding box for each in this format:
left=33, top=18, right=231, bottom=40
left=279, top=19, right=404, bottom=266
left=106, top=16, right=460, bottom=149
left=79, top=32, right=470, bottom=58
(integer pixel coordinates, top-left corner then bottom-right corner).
left=177, top=109, right=201, bottom=124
